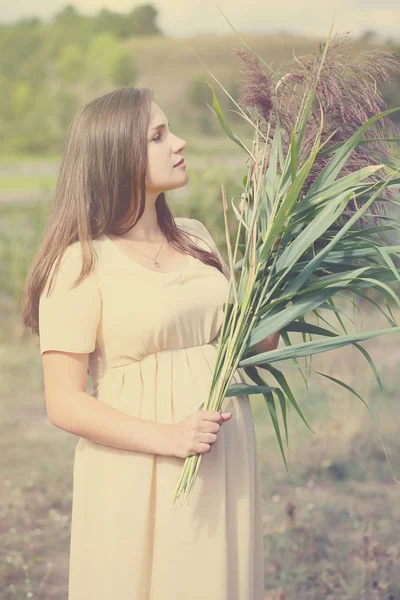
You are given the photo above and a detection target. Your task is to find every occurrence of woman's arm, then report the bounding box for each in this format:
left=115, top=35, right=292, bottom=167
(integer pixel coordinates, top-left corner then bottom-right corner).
left=42, top=350, right=172, bottom=456
left=253, top=329, right=281, bottom=353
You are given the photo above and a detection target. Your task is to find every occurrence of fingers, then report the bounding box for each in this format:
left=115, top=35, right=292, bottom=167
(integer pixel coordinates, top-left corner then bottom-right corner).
left=201, top=410, right=232, bottom=426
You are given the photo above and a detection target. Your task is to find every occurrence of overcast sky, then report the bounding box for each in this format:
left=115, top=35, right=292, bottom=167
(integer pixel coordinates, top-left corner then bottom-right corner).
left=1, top=0, right=399, bottom=42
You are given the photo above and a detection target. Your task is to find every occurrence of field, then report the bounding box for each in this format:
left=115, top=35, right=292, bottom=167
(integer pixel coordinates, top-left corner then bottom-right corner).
left=2, top=297, right=400, bottom=599
left=2, top=171, right=400, bottom=598
left=2, top=30, right=400, bottom=600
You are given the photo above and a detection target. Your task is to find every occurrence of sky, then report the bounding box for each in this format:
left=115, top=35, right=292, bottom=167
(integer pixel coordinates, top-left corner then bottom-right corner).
left=1, top=0, right=399, bottom=42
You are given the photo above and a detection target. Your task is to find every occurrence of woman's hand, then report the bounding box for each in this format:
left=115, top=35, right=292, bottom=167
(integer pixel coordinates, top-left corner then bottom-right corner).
left=166, top=409, right=232, bottom=459
left=253, top=330, right=281, bottom=353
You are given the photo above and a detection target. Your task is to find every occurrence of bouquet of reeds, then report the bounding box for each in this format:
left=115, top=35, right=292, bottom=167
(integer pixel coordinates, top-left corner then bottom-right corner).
left=173, top=24, right=400, bottom=509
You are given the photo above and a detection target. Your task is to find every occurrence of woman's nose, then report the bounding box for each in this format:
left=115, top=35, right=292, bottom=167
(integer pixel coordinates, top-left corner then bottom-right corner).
left=173, top=135, right=187, bottom=150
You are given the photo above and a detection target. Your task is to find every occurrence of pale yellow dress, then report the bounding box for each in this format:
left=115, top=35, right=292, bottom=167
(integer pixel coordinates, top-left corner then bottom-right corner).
left=39, top=217, right=264, bottom=600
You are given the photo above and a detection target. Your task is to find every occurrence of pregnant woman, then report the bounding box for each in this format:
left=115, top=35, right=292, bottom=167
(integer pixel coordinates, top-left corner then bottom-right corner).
left=21, top=86, right=280, bottom=599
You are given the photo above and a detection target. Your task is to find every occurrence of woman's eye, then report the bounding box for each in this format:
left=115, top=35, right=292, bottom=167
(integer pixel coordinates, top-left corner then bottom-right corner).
left=153, top=133, right=162, bottom=142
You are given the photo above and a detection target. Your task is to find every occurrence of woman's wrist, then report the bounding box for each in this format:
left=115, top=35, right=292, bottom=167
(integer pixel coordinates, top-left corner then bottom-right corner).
left=158, top=422, right=176, bottom=457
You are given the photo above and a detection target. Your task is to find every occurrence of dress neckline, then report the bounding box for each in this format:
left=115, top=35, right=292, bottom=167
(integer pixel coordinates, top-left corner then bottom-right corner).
left=101, top=233, right=193, bottom=276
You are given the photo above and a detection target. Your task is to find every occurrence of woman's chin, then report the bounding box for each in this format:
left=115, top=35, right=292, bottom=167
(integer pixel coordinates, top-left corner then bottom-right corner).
left=173, top=173, right=189, bottom=189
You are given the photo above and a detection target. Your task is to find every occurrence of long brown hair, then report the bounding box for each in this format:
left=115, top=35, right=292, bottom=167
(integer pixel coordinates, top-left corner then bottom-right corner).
left=21, top=87, right=224, bottom=336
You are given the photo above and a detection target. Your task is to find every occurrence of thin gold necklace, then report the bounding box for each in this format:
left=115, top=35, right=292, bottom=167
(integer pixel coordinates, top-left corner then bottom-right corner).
left=121, top=235, right=165, bottom=268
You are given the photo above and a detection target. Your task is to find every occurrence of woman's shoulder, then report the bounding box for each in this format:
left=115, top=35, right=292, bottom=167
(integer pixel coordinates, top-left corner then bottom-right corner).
left=175, top=216, right=209, bottom=241
left=174, top=216, right=205, bottom=234
left=55, top=239, right=101, bottom=278
left=174, top=216, right=191, bottom=228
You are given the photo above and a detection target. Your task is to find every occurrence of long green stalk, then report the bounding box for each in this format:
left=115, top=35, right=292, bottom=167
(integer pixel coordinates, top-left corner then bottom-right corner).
left=172, top=24, right=400, bottom=508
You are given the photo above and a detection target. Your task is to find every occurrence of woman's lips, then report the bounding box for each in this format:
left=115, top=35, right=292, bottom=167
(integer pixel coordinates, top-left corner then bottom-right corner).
left=174, top=158, right=185, bottom=167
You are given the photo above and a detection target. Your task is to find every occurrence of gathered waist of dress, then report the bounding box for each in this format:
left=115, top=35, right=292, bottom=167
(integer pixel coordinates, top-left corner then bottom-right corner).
left=90, top=339, right=220, bottom=395
left=107, top=339, right=220, bottom=371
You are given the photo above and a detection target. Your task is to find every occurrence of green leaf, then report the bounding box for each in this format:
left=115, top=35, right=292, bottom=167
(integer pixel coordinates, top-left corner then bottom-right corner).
left=274, top=387, right=289, bottom=449
left=275, top=190, right=353, bottom=274
left=290, top=126, right=298, bottom=184
left=282, top=321, right=337, bottom=337
left=292, top=165, right=387, bottom=217
left=352, top=288, right=397, bottom=327
left=252, top=271, right=368, bottom=345
left=283, top=171, right=400, bottom=296
left=231, top=197, right=249, bottom=232
left=312, top=367, right=400, bottom=483
left=225, top=382, right=278, bottom=397
left=314, top=368, right=368, bottom=407
left=319, top=139, right=400, bottom=157
left=205, top=81, right=251, bottom=155
left=280, top=329, right=308, bottom=388
left=313, top=308, right=346, bottom=334
left=327, top=296, right=349, bottom=335
left=243, top=365, right=291, bottom=478
left=317, top=300, right=355, bottom=322
left=352, top=276, right=400, bottom=308
left=352, top=342, right=386, bottom=398
left=241, top=325, right=400, bottom=367
left=307, top=106, right=400, bottom=195
left=377, top=247, right=400, bottom=283
left=265, top=116, right=283, bottom=216
left=259, top=363, right=315, bottom=434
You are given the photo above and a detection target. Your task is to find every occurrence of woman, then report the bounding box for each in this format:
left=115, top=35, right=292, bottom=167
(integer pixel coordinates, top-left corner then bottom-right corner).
left=22, top=87, right=280, bottom=599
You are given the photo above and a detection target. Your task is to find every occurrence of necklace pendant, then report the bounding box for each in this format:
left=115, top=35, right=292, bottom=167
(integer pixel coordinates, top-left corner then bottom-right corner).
left=155, top=260, right=160, bottom=268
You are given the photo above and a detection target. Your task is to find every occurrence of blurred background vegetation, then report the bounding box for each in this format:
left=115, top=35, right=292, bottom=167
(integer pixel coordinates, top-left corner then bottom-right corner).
left=1, top=4, right=400, bottom=599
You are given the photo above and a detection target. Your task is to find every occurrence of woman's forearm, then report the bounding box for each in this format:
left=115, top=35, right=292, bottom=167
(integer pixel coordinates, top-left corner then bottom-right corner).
left=254, top=330, right=281, bottom=353
left=49, top=390, right=173, bottom=456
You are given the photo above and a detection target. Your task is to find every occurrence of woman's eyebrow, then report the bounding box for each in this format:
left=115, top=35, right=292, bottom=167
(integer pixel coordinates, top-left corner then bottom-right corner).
left=150, top=121, right=170, bottom=133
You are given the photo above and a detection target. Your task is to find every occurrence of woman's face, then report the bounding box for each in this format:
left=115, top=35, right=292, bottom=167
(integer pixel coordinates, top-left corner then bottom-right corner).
left=145, top=102, right=188, bottom=195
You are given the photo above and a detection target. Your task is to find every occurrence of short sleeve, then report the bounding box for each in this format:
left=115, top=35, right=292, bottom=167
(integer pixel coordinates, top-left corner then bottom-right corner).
left=191, top=219, right=231, bottom=281
left=39, top=242, right=101, bottom=355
